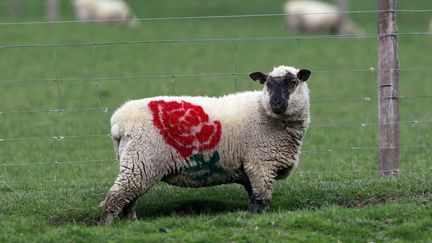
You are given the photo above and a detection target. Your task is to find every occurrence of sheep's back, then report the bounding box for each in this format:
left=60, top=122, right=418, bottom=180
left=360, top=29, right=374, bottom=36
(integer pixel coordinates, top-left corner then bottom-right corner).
left=110, top=92, right=262, bottom=153
left=284, top=0, right=339, bottom=32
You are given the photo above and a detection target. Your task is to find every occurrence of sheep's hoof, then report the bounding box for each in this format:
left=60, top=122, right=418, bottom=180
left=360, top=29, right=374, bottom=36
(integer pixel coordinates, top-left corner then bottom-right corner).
left=248, top=199, right=270, bottom=213
left=125, top=211, right=137, bottom=221
left=98, top=212, right=114, bottom=226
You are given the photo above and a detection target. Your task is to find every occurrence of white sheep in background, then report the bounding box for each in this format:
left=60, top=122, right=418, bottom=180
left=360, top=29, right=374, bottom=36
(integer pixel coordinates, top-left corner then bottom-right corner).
left=284, top=0, right=362, bottom=35
left=98, top=65, right=312, bottom=225
left=73, top=0, right=137, bottom=26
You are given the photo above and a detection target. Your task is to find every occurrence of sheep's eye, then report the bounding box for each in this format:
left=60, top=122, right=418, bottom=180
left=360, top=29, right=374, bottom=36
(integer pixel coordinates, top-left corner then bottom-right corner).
left=284, top=78, right=296, bottom=86
left=266, top=79, right=275, bottom=87
left=266, top=82, right=273, bottom=89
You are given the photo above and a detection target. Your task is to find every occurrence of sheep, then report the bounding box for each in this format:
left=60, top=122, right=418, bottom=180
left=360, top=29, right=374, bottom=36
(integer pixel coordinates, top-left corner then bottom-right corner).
left=98, top=65, right=312, bottom=225
left=283, top=0, right=362, bottom=35
left=73, top=0, right=137, bottom=26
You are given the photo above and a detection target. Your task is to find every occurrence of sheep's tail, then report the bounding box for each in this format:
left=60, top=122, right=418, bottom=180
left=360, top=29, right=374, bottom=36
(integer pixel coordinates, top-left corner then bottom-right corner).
left=111, top=123, right=121, bottom=161
left=113, top=137, right=121, bottom=161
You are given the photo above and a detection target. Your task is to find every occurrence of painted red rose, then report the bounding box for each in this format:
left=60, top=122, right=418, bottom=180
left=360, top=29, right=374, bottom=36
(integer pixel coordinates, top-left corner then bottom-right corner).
left=149, top=100, right=222, bottom=158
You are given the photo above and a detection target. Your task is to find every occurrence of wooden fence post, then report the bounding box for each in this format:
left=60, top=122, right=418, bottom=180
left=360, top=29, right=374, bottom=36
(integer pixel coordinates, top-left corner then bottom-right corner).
left=378, top=0, right=400, bottom=176
left=47, top=0, right=60, bottom=21
left=336, top=0, right=348, bottom=33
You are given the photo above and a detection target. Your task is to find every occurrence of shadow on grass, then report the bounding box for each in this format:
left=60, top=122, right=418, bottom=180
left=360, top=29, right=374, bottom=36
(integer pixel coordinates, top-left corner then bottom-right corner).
left=136, top=199, right=246, bottom=218
left=46, top=199, right=246, bottom=227
left=46, top=194, right=389, bottom=227
left=48, top=196, right=399, bottom=227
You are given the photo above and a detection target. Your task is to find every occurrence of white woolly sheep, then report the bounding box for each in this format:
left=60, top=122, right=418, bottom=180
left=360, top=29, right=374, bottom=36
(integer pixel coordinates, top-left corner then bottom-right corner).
left=99, top=65, right=312, bottom=225
left=284, top=0, right=362, bottom=35
left=73, top=0, right=137, bottom=26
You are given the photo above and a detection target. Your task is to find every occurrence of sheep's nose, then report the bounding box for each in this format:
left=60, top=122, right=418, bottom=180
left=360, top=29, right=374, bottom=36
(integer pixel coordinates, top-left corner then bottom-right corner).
left=270, top=97, right=287, bottom=114
left=270, top=96, right=283, bottom=106
left=272, top=106, right=285, bottom=114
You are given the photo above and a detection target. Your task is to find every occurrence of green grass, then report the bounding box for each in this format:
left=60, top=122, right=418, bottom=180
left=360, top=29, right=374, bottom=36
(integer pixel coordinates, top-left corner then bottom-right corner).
left=1, top=0, right=432, bottom=242
left=1, top=175, right=431, bottom=242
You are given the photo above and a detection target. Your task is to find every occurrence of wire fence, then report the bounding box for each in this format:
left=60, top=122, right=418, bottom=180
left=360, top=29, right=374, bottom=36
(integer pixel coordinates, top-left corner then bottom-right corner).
left=1, top=67, right=432, bottom=85
left=0, top=32, right=431, bottom=50
left=1, top=9, right=432, bottom=26
left=1, top=94, right=432, bottom=119
left=1, top=8, right=431, bottom=185
left=1, top=117, right=432, bottom=142
left=2, top=167, right=432, bottom=186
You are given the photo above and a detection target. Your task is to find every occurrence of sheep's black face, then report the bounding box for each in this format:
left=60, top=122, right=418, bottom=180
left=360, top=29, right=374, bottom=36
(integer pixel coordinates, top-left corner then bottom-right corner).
left=266, top=74, right=297, bottom=114
left=249, top=68, right=311, bottom=115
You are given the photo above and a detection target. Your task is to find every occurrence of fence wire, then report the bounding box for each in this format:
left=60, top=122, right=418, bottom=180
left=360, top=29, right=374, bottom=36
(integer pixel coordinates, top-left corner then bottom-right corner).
left=0, top=118, right=432, bottom=143
left=1, top=167, right=431, bottom=185
left=1, top=32, right=431, bottom=50
left=1, top=67, right=432, bottom=85
left=1, top=9, right=432, bottom=26
left=1, top=94, right=432, bottom=116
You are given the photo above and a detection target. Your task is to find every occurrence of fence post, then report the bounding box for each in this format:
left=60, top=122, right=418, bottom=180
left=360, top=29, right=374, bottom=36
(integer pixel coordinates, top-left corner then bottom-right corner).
left=46, top=0, right=60, bottom=21
left=336, top=0, right=348, bottom=33
left=378, top=0, right=400, bottom=176
left=7, top=0, right=23, bottom=16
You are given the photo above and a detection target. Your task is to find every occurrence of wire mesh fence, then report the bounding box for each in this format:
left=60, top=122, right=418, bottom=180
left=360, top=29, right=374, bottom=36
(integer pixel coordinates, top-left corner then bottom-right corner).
left=0, top=7, right=431, bottom=185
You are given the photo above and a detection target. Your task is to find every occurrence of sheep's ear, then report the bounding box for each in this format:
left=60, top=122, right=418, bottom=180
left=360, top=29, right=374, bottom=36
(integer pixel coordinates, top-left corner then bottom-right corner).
left=249, top=72, right=268, bottom=84
left=297, top=69, right=311, bottom=82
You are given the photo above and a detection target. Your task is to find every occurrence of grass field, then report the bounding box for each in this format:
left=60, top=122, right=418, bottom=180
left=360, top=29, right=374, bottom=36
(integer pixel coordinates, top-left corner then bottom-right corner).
left=1, top=0, right=431, bottom=242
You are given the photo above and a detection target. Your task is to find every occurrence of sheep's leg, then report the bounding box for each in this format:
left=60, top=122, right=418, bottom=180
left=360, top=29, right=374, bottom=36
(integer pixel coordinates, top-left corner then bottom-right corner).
left=243, top=182, right=271, bottom=213
left=98, top=177, right=141, bottom=225
left=249, top=199, right=271, bottom=213
left=99, top=152, right=163, bottom=225
left=243, top=164, right=273, bottom=213
left=243, top=183, right=259, bottom=211
left=122, top=198, right=138, bottom=220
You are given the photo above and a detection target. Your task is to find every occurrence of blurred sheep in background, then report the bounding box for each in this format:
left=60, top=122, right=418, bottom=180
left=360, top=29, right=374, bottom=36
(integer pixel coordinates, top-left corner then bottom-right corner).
left=283, top=0, right=363, bottom=35
left=73, top=0, right=137, bottom=26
